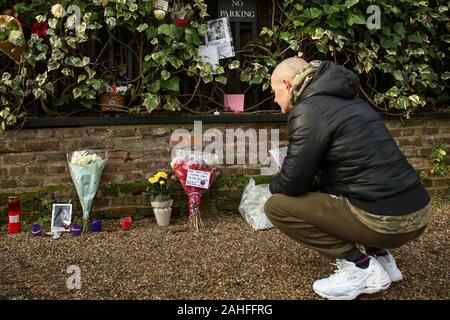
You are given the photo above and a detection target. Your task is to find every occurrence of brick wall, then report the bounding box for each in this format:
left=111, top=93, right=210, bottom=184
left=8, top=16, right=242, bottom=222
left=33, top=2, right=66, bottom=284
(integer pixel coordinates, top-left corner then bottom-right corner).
left=1, top=117, right=449, bottom=222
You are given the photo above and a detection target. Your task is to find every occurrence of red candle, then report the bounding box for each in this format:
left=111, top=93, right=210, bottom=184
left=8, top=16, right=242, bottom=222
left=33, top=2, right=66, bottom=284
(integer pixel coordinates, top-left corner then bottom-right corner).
left=120, top=216, right=132, bottom=230
left=8, top=196, right=21, bottom=234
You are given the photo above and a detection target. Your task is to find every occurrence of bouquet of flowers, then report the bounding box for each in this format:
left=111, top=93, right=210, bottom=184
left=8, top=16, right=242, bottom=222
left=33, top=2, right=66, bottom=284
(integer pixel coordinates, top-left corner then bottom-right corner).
left=170, top=151, right=219, bottom=231
left=67, top=150, right=108, bottom=231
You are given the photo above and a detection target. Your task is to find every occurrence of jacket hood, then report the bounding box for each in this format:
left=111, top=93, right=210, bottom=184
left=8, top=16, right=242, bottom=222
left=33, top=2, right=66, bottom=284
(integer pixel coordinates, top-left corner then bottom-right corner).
left=299, top=61, right=360, bottom=101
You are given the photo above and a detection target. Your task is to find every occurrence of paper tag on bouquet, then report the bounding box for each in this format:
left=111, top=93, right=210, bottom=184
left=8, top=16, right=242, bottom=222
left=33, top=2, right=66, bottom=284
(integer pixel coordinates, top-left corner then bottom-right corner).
left=186, top=169, right=211, bottom=189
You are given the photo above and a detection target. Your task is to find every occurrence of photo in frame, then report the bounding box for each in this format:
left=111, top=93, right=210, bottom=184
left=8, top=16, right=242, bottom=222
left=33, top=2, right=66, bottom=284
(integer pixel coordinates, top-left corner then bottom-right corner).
left=51, top=203, right=73, bottom=232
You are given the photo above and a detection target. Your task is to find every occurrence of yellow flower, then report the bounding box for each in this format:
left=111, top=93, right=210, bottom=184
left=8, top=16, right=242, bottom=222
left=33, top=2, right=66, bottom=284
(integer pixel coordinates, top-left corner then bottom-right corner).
left=439, top=150, right=446, bottom=156
left=160, top=181, right=165, bottom=185
left=156, top=171, right=168, bottom=179
left=149, top=177, right=158, bottom=184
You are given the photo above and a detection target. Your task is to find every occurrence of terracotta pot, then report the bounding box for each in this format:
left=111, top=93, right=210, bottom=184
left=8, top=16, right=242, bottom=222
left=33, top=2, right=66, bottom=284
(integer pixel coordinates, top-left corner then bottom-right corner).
left=151, top=199, right=173, bottom=227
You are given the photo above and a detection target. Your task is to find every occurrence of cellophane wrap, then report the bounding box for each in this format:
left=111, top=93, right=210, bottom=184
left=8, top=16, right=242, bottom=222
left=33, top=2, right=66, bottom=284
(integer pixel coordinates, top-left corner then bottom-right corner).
left=67, top=151, right=107, bottom=231
left=239, top=178, right=274, bottom=231
left=170, top=150, right=219, bottom=231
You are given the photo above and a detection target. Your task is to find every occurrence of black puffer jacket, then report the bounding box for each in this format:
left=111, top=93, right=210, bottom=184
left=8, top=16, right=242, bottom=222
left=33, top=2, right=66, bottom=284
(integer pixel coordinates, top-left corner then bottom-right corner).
left=269, top=61, right=428, bottom=213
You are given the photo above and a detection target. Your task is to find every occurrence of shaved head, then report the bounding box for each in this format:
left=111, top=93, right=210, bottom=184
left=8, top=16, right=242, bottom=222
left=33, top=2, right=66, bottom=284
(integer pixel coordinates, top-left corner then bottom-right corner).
left=271, top=57, right=308, bottom=113
left=271, top=57, right=308, bottom=85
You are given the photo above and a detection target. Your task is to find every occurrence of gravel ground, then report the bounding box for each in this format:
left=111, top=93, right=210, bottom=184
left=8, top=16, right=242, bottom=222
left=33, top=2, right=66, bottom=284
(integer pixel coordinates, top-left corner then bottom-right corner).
left=0, top=203, right=448, bottom=300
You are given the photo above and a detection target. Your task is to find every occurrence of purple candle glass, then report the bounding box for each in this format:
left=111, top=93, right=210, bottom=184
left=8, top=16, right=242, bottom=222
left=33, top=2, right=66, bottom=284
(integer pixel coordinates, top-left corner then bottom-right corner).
left=90, top=219, right=102, bottom=232
left=31, top=224, right=42, bottom=237
left=71, top=224, right=81, bottom=236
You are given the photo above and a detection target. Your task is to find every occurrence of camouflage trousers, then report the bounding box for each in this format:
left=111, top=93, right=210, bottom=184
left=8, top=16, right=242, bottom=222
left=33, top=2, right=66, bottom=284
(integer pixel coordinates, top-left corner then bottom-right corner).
left=264, top=192, right=430, bottom=259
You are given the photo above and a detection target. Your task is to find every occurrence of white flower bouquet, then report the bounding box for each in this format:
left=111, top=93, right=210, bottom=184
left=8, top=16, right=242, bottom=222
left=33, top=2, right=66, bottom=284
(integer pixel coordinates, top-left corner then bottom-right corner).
left=67, top=150, right=108, bottom=231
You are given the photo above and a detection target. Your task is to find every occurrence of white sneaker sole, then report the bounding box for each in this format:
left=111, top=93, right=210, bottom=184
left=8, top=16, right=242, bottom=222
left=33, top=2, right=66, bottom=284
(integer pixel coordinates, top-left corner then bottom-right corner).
left=313, top=274, right=391, bottom=300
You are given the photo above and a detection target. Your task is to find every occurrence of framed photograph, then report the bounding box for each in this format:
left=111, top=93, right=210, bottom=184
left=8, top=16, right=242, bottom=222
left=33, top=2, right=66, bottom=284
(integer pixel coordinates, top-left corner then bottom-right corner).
left=51, top=204, right=73, bottom=232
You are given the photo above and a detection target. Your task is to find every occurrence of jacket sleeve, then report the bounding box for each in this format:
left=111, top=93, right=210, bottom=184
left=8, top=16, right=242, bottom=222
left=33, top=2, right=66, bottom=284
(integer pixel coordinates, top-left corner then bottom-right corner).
left=269, top=105, right=328, bottom=196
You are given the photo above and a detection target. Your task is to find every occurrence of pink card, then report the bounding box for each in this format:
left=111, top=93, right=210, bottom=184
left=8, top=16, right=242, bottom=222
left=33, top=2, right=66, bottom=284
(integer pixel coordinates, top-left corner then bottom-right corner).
left=224, top=94, right=245, bottom=113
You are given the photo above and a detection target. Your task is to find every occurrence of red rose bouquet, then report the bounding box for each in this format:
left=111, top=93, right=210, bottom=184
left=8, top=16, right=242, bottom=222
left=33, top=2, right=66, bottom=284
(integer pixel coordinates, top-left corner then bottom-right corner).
left=170, top=151, right=218, bottom=231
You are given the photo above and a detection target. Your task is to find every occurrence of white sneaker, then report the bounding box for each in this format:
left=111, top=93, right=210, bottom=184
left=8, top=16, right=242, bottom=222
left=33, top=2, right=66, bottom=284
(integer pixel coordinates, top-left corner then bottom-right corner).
left=376, top=252, right=403, bottom=282
left=313, top=257, right=391, bottom=300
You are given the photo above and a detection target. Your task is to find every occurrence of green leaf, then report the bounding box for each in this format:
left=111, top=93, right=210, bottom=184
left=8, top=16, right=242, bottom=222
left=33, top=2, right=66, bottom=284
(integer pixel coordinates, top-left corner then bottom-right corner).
left=168, top=57, right=183, bottom=69
left=82, top=56, right=90, bottom=67
left=48, top=18, right=58, bottom=29
left=228, top=60, right=240, bottom=70
left=163, top=96, right=181, bottom=111
left=394, top=22, right=406, bottom=38
left=393, top=70, right=404, bottom=82
left=380, top=37, right=398, bottom=49
left=36, top=72, right=47, bottom=86
left=47, top=60, right=60, bottom=72
left=73, top=87, right=83, bottom=99
left=386, top=86, right=400, bottom=98
left=52, top=49, right=65, bottom=61
left=442, top=72, right=450, bottom=80
left=323, top=5, right=341, bottom=15
left=240, top=71, right=252, bottom=83
left=78, top=75, right=87, bottom=83
left=280, top=32, right=291, bottom=42
left=143, top=94, right=160, bottom=113
left=161, top=76, right=180, bottom=92
left=45, top=82, right=54, bottom=94
left=106, top=17, right=116, bottom=29
left=409, top=33, right=428, bottom=44
left=61, top=67, right=74, bottom=77
left=158, top=24, right=176, bottom=38
left=345, top=0, right=359, bottom=8
left=145, top=25, right=158, bottom=40
left=161, top=70, right=171, bottom=81
left=307, top=8, right=322, bottom=19
left=53, top=94, right=70, bottom=107
left=408, top=95, right=425, bottom=107
left=149, top=81, right=161, bottom=93
left=33, top=88, right=45, bottom=99
left=80, top=98, right=96, bottom=109
left=347, top=13, right=366, bottom=26
left=137, top=23, right=148, bottom=32
left=215, top=76, right=227, bottom=85
left=2, top=72, right=11, bottom=81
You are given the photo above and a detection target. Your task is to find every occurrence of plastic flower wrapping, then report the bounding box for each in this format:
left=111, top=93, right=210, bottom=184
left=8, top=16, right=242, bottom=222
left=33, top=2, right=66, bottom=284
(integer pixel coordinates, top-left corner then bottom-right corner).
left=67, top=150, right=108, bottom=231
left=170, top=150, right=219, bottom=231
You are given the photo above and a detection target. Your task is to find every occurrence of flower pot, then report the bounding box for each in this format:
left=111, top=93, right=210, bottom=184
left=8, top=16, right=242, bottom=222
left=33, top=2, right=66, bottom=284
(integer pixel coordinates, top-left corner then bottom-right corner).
left=99, top=93, right=127, bottom=112
left=151, top=199, right=173, bottom=227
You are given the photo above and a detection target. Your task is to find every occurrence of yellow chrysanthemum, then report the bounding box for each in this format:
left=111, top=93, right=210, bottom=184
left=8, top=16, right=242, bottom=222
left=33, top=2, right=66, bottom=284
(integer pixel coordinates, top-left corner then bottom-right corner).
left=159, top=181, right=165, bottom=185
left=149, top=177, right=158, bottom=184
left=156, top=171, right=168, bottom=179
